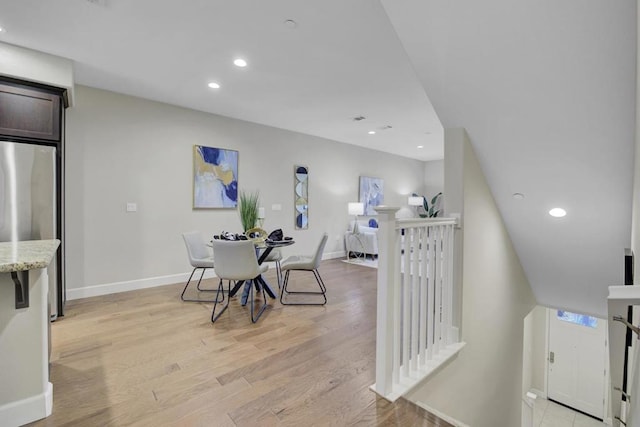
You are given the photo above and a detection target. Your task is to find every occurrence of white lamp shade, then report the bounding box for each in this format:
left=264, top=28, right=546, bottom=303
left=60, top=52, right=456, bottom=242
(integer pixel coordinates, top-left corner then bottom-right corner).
left=408, top=196, right=424, bottom=206
left=258, top=207, right=266, bottom=219
left=348, top=202, right=364, bottom=216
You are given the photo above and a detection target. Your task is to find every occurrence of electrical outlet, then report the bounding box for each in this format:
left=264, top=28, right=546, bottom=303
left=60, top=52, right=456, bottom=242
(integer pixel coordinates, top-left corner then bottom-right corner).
left=126, top=202, right=137, bottom=212
left=272, top=204, right=282, bottom=211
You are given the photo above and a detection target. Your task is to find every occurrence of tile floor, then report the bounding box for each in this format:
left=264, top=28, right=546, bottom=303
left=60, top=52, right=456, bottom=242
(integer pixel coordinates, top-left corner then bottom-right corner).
left=533, top=398, right=607, bottom=427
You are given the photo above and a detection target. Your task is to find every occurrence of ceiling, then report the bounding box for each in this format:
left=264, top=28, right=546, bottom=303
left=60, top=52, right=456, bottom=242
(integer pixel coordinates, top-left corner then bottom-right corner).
left=0, top=0, right=443, bottom=161
left=1, top=0, right=636, bottom=316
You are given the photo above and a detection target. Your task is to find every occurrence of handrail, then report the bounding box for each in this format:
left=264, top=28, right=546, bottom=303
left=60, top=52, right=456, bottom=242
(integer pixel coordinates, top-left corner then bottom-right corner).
left=612, top=315, right=640, bottom=337
left=614, top=386, right=632, bottom=400
left=395, top=217, right=458, bottom=230
left=608, top=283, right=640, bottom=427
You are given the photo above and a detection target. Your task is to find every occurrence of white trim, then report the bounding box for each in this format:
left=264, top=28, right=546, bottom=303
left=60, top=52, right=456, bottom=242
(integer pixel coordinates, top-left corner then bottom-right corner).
left=66, top=270, right=217, bottom=300
left=414, top=400, right=471, bottom=427
left=0, top=381, right=52, bottom=427
left=370, top=342, right=466, bottom=402
left=67, top=253, right=347, bottom=300
left=323, top=250, right=346, bottom=260
left=544, top=307, right=550, bottom=397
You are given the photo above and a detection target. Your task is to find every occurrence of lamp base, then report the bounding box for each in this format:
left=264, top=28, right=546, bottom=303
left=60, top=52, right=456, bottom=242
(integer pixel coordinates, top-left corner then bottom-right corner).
left=353, top=216, right=360, bottom=234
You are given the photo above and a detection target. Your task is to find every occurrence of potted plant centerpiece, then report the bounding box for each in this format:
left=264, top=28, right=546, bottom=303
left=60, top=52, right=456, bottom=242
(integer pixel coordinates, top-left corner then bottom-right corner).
left=239, top=190, right=260, bottom=232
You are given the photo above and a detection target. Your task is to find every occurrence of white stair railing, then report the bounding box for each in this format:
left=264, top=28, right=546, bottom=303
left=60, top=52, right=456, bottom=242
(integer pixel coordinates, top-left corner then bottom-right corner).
left=372, top=207, right=465, bottom=402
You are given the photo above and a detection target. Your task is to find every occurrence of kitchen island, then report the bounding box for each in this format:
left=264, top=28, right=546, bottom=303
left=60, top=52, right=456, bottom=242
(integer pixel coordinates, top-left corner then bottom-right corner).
left=0, top=240, right=60, bottom=427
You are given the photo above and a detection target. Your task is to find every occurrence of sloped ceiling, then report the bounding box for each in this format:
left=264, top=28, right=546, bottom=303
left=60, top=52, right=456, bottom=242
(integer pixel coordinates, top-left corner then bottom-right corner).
left=0, top=0, right=635, bottom=316
left=382, top=0, right=636, bottom=316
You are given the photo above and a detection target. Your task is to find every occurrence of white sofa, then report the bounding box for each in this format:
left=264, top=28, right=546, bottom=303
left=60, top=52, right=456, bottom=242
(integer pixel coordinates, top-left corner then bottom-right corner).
left=345, top=220, right=379, bottom=258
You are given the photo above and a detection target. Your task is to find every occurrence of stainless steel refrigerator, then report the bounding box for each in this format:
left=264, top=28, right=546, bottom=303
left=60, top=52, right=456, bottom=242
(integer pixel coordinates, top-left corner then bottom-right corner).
left=0, top=140, right=63, bottom=319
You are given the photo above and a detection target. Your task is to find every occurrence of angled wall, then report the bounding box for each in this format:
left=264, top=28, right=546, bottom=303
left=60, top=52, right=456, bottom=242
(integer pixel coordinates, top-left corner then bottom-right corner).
left=408, top=128, right=536, bottom=427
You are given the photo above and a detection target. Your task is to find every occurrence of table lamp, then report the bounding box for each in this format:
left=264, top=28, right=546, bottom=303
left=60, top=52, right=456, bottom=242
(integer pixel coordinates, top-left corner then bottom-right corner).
left=348, top=202, right=364, bottom=234
left=408, top=196, right=424, bottom=217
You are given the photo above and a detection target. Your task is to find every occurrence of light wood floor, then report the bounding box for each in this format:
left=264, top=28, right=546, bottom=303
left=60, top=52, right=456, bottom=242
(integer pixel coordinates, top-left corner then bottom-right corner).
left=29, top=259, right=452, bottom=427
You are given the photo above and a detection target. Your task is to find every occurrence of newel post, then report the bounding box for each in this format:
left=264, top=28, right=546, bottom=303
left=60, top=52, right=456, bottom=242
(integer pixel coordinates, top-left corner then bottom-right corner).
left=373, top=206, right=399, bottom=397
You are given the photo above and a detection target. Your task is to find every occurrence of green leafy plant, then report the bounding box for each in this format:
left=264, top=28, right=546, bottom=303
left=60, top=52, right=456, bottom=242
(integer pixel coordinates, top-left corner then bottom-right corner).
left=239, top=190, right=260, bottom=231
left=412, top=192, right=442, bottom=218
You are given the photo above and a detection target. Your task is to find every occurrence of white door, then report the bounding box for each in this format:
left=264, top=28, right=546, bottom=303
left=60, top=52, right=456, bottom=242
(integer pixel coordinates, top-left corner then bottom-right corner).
left=548, top=310, right=607, bottom=419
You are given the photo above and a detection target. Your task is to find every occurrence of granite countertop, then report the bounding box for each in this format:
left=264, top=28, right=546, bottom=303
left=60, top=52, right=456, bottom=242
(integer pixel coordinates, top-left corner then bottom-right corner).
left=0, top=240, right=60, bottom=273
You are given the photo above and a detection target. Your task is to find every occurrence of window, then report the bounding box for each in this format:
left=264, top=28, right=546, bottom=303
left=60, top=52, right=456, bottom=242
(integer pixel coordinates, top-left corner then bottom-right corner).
left=557, top=310, right=598, bottom=328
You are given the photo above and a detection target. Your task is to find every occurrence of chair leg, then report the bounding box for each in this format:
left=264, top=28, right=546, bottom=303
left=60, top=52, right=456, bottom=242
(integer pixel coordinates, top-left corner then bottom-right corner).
left=280, top=269, right=327, bottom=306
left=181, top=267, right=220, bottom=303
left=250, top=277, right=268, bottom=323
left=275, top=260, right=282, bottom=290
left=211, top=279, right=230, bottom=322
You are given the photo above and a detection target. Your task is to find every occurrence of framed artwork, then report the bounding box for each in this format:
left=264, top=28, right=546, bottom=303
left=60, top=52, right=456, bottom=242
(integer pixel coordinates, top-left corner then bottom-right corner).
left=359, top=176, right=384, bottom=215
left=294, top=165, right=308, bottom=229
left=193, top=145, right=238, bottom=208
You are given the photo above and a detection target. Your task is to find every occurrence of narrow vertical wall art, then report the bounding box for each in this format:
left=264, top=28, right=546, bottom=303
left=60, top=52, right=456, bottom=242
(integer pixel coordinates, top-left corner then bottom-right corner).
left=294, top=165, right=308, bottom=229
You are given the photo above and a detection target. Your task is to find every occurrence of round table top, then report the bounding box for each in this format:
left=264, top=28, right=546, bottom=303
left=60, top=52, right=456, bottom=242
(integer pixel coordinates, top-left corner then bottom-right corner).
left=263, top=239, right=295, bottom=248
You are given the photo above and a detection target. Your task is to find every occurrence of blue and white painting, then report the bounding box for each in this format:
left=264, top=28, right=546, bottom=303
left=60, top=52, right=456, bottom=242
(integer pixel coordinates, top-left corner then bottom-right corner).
left=193, top=145, right=238, bottom=208
left=359, top=176, right=384, bottom=216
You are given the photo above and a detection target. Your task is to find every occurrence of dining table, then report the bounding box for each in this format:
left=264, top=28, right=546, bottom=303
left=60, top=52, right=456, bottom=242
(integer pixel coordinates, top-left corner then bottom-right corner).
left=227, top=238, right=295, bottom=305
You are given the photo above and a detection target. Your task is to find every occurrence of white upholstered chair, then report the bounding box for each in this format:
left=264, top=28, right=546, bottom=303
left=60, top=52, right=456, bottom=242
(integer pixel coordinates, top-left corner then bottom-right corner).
left=280, top=233, right=328, bottom=306
left=260, top=248, right=283, bottom=289
left=211, top=239, right=270, bottom=323
left=181, top=231, right=217, bottom=302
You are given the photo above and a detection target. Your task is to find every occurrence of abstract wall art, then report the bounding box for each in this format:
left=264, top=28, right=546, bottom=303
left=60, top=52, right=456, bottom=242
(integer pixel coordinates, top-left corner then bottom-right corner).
left=359, top=176, right=384, bottom=215
left=193, top=145, right=238, bottom=209
left=294, top=165, right=308, bottom=229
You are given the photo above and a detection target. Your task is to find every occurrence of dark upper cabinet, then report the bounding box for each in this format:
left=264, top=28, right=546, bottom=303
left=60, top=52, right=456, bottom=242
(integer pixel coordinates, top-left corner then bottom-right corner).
left=0, top=79, right=64, bottom=142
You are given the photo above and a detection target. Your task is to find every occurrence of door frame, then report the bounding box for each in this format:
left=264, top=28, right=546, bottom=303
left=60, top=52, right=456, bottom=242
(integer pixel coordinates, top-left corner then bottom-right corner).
left=543, top=308, right=610, bottom=422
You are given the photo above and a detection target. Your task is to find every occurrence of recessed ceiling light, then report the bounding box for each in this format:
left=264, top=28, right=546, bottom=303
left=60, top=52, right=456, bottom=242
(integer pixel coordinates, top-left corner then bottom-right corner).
left=368, top=131, right=376, bottom=135
left=549, top=208, right=566, bottom=218
left=207, top=82, right=220, bottom=89
left=417, top=145, right=424, bottom=149
left=233, top=58, right=247, bottom=67
left=0, top=27, right=5, bottom=33
left=513, top=193, right=525, bottom=200
left=284, top=19, right=298, bottom=29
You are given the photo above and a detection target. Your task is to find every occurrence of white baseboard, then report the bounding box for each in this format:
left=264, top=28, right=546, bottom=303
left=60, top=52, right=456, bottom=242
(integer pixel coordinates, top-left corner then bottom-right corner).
left=67, top=253, right=346, bottom=301
left=324, top=250, right=346, bottom=260
left=0, top=382, right=52, bottom=427
left=66, top=270, right=217, bottom=300
left=414, top=401, right=470, bottom=427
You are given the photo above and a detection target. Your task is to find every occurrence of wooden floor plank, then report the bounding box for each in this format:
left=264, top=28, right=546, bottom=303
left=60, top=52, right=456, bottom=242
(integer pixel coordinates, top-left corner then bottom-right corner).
left=28, top=259, right=452, bottom=427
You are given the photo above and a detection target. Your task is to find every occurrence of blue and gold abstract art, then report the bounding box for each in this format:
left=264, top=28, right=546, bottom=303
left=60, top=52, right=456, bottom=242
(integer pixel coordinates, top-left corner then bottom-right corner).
left=193, top=145, right=238, bottom=208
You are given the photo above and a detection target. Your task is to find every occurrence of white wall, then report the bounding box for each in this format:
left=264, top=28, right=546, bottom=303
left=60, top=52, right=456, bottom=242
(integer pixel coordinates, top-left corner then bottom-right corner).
left=423, top=158, right=444, bottom=203
left=523, top=309, right=534, bottom=396
left=0, top=42, right=74, bottom=105
left=407, top=129, right=536, bottom=427
left=65, top=85, right=429, bottom=295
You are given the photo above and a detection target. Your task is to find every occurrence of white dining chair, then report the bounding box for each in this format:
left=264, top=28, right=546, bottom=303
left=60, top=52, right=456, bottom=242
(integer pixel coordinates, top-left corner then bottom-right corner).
left=181, top=231, right=219, bottom=303
left=280, top=233, right=328, bottom=306
left=211, top=239, right=270, bottom=323
left=260, top=248, right=283, bottom=289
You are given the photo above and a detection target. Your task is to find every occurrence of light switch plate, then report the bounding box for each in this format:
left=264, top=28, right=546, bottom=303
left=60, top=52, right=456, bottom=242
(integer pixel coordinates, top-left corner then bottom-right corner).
left=272, top=204, right=282, bottom=211
left=126, top=202, right=137, bottom=212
